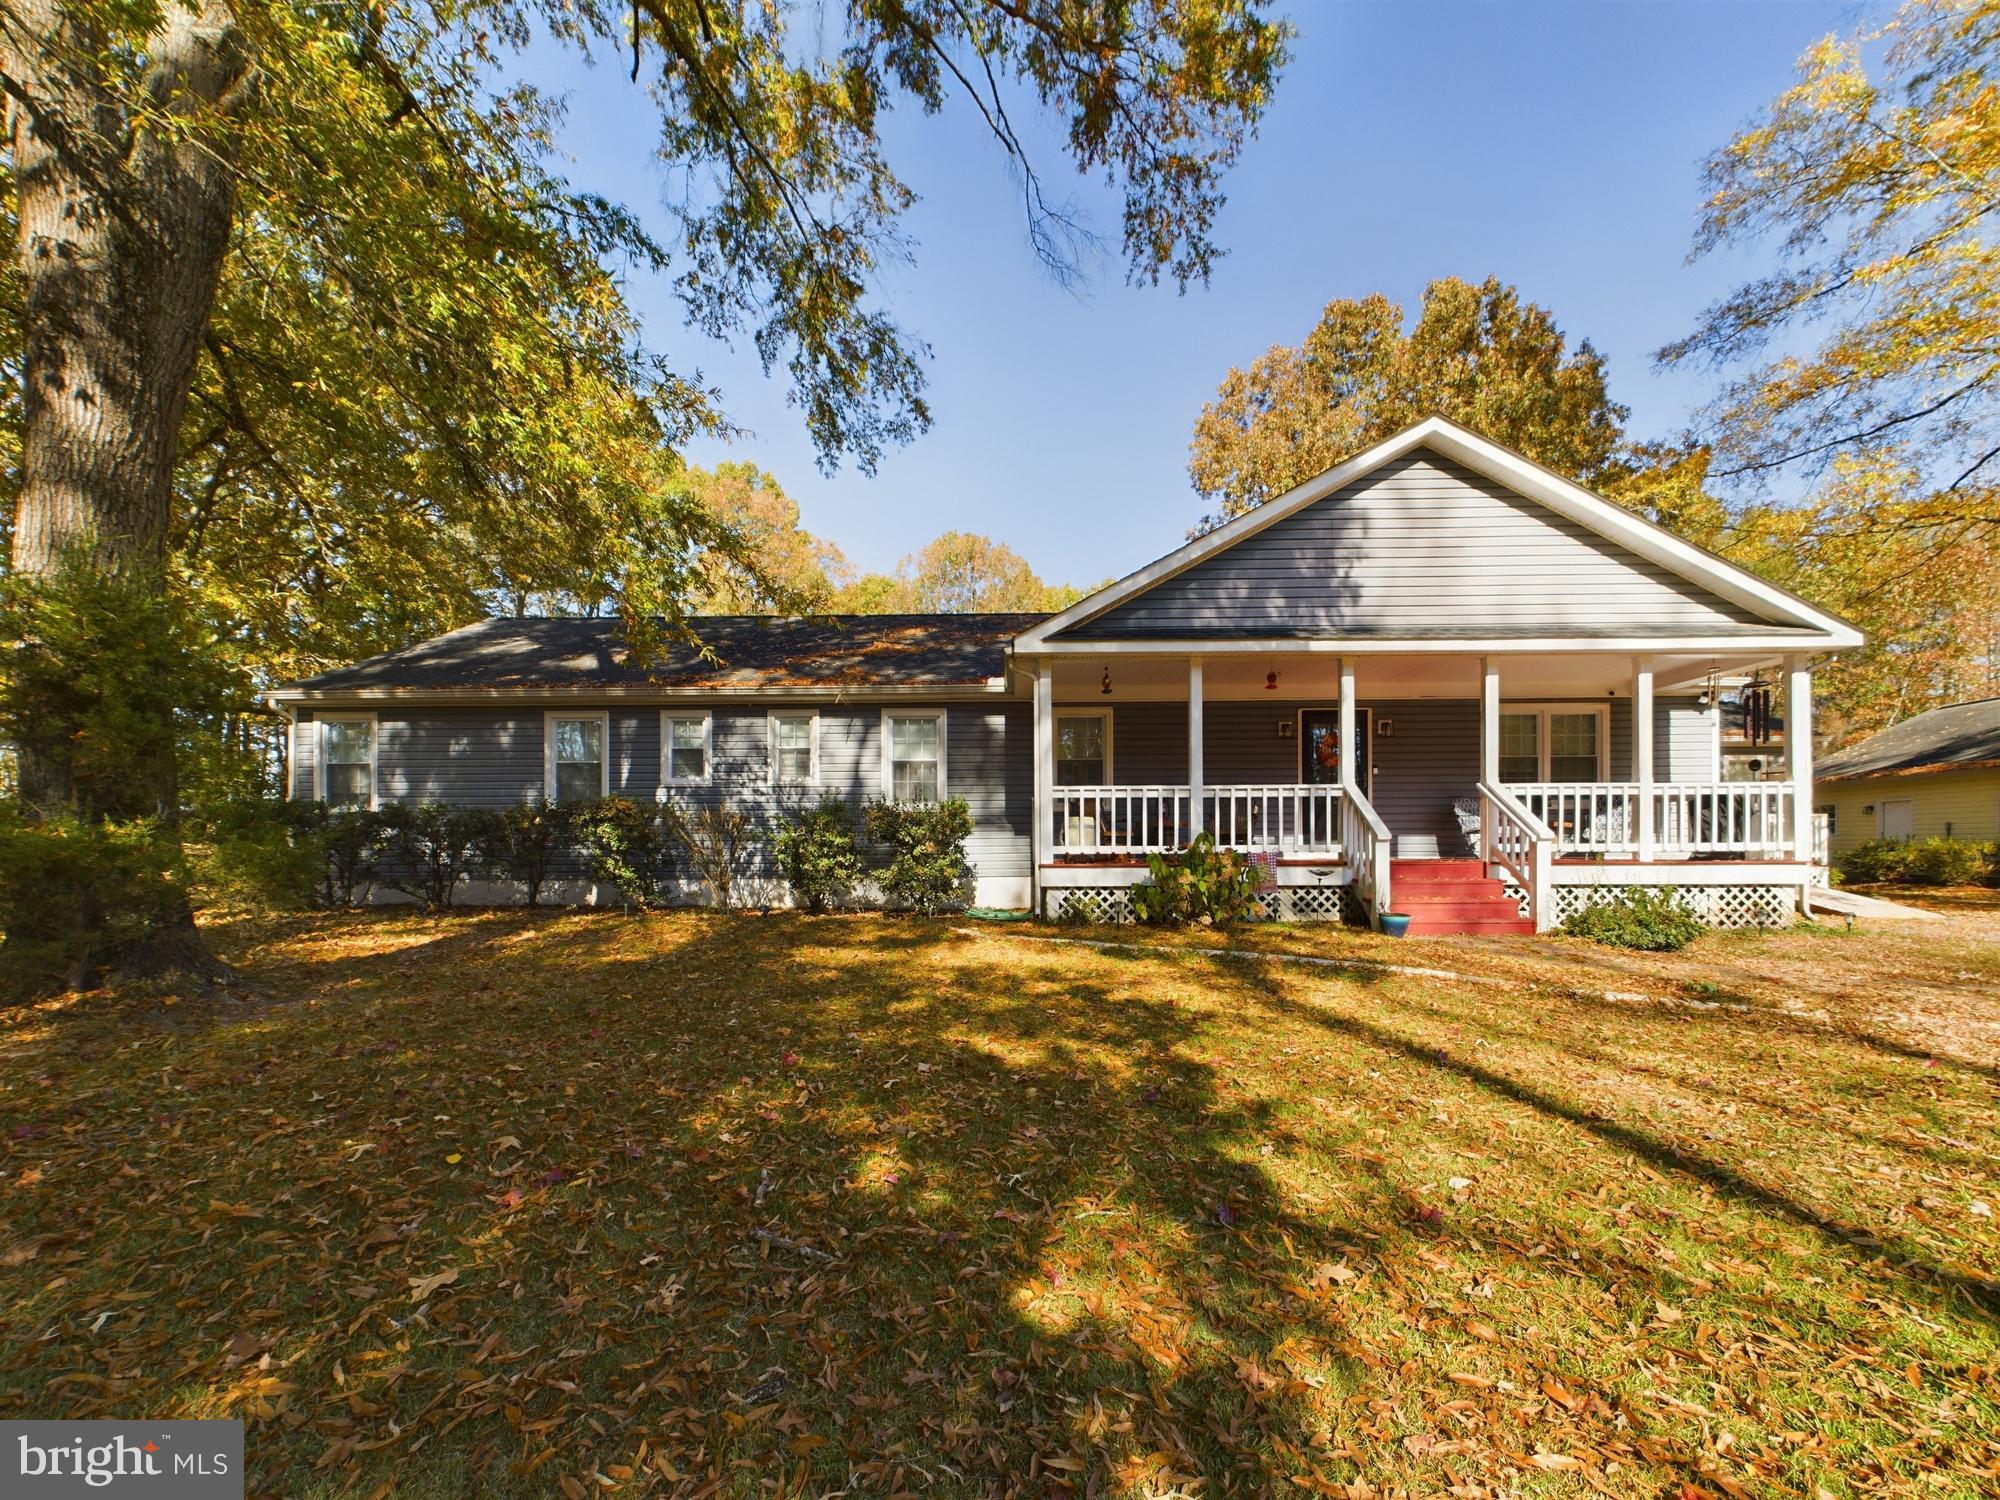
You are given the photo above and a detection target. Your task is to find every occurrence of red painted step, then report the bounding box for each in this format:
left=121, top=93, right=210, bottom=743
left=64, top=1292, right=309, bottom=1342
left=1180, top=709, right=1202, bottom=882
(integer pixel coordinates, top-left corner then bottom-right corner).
left=1388, top=858, right=1531, bottom=937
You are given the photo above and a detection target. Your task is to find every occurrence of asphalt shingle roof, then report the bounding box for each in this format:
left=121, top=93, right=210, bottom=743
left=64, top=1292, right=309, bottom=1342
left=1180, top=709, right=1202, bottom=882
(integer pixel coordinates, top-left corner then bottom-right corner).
left=1816, top=697, right=2000, bottom=782
left=280, top=615, right=1047, bottom=695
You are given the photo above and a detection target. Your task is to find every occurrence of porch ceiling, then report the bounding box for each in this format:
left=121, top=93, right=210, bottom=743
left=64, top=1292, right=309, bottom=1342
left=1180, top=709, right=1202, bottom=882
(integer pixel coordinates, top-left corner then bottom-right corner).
left=1049, top=650, right=1781, bottom=702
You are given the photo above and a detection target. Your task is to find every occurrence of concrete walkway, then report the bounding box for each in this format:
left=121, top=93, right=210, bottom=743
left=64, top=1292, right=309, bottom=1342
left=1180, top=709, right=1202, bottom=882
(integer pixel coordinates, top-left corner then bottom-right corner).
left=1809, top=886, right=1943, bottom=920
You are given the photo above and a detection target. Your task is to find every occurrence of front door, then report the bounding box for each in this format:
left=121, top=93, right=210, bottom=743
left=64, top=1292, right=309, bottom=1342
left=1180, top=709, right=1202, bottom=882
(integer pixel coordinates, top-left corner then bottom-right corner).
left=1880, top=798, right=1915, bottom=842
left=1300, top=709, right=1370, bottom=789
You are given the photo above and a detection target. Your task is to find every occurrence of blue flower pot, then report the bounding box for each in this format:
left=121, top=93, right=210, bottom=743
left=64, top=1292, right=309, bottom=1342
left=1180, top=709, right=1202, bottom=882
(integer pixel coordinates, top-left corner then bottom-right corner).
left=1379, top=912, right=1413, bottom=938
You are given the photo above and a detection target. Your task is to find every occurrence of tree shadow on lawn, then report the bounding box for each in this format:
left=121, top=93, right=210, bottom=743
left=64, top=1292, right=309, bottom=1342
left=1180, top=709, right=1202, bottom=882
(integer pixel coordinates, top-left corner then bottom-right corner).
left=1228, top=958, right=2000, bottom=1328
left=1, top=912, right=1993, bottom=1498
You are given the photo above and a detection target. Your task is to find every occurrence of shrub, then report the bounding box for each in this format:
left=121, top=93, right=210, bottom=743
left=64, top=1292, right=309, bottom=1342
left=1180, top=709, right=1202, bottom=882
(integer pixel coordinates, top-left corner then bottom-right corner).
left=477, top=799, right=573, bottom=906
left=318, top=807, right=387, bottom=907
left=1839, top=835, right=1997, bottom=887
left=1560, top=887, right=1706, bottom=951
left=669, top=800, right=754, bottom=910
left=0, top=808, right=189, bottom=996
left=865, top=798, right=973, bottom=915
left=1129, top=832, right=1263, bottom=926
left=573, top=797, right=676, bottom=908
left=193, top=797, right=330, bottom=908
left=775, top=797, right=863, bottom=913
left=377, top=801, right=489, bottom=910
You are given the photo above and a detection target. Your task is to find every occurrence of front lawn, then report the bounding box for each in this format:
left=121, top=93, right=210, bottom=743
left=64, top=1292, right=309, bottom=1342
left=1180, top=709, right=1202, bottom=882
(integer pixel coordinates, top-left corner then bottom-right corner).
left=2, top=910, right=1996, bottom=1497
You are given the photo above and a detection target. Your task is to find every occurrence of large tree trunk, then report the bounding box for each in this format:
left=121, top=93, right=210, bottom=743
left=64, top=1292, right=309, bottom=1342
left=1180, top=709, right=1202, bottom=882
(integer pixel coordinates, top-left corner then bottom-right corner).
left=1, top=0, right=251, bottom=984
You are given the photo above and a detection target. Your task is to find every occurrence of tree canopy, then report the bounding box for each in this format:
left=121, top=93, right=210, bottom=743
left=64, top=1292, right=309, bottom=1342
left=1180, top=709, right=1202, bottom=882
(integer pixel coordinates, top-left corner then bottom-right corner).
left=1663, top=0, right=2000, bottom=530
left=1187, top=276, right=1625, bottom=528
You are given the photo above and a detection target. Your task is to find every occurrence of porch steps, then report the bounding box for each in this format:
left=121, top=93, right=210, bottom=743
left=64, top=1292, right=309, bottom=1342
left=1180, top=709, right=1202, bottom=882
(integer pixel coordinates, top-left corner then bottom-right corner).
left=1389, top=859, right=1533, bottom=937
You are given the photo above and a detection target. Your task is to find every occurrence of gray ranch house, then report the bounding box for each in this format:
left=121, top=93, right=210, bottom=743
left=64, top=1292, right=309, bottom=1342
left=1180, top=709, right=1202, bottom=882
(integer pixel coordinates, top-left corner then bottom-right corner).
left=270, top=418, right=1861, bottom=933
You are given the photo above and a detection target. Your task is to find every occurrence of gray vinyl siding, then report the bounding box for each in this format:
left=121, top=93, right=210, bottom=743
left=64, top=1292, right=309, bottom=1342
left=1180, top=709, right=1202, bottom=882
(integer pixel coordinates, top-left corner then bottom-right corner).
left=288, top=700, right=1030, bottom=888
left=1059, top=451, right=1771, bottom=639
left=290, top=710, right=314, bottom=800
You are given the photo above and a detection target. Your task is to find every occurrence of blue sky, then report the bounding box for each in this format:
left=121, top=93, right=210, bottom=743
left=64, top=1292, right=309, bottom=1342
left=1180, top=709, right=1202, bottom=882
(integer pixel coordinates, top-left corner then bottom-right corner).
left=540, top=1, right=1865, bottom=584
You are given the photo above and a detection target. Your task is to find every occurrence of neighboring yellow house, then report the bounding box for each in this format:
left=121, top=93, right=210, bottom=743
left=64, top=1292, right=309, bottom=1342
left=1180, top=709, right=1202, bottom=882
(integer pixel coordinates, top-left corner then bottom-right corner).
left=1816, top=698, right=2000, bottom=857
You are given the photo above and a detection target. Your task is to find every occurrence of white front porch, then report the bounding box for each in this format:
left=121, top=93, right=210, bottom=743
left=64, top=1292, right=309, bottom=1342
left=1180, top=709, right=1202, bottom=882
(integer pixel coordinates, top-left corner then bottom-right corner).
left=1027, top=649, right=1822, bottom=931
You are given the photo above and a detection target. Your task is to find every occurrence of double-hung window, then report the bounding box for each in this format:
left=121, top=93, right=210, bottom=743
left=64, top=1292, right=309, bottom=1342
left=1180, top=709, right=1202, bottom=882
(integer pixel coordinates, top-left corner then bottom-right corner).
left=1498, top=706, right=1607, bottom=782
left=1055, top=711, right=1110, bottom=786
left=770, top=712, right=818, bottom=787
left=883, top=711, right=946, bottom=802
left=318, top=715, right=377, bottom=810
left=546, top=712, right=609, bottom=803
left=663, top=711, right=711, bottom=787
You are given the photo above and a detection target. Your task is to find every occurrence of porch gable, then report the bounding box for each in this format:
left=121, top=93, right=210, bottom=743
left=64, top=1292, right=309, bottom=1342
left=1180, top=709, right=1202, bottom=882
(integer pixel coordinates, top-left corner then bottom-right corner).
left=1019, top=417, right=1861, bottom=651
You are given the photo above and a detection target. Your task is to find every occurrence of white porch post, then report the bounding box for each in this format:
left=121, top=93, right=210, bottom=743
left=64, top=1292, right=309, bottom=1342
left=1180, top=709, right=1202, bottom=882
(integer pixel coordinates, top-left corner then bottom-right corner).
left=1480, top=656, right=1500, bottom=783
left=1634, top=655, right=1655, bottom=862
left=1338, top=656, right=1357, bottom=787
left=1786, top=654, right=1813, bottom=863
left=1187, top=656, right=1205, bottom=841
left=1033, top=659, right=1054, bottom=910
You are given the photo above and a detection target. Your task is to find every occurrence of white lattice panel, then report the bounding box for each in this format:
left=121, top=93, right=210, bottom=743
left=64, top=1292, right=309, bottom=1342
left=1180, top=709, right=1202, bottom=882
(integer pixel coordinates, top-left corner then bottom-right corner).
left=1045, top=885, right=1358, bottom=925
left=1552, top=884, right=1797, bottom=929
left=1046, top=888, right=1134, bottom=925
left=1266, top=886, right=1358, bottom=923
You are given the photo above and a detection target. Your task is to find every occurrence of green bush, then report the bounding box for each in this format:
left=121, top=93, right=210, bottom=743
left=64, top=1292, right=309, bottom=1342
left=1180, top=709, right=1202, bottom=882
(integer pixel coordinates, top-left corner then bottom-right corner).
left=477, top=800, right=573, bottom=906
left=573, top=797, right=676, bottom=908
left=1129, top=832, right=1263, bottom=927
left=775, top=797, right=863, bottom=913
left=1836, top=835, right=1996, bottom=887
left=865, top=798, right=973, bottom=915
left=193, top=797, right=330, bottom=908
left=316, top=807, right=387, bottom=907
left=1560, top=887, right=1706, bottom=951
left=377, top=801, right=489, bottom=910
left=0, top=808, right=190, bottom=996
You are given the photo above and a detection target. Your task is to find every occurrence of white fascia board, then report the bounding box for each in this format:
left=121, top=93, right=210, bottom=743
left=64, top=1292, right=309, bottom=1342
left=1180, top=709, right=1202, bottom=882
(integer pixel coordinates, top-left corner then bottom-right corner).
left=1022, top=635, right=1842, bottom=656
left=265, top=681, right=1015, bottom=711
left=1013, top=415, right=1864, bottom=652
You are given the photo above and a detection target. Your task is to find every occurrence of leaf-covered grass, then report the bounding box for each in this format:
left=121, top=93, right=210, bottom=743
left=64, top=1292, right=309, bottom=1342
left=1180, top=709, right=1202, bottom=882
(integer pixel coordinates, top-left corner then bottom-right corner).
left=3, top=909, right=1997, bottom=1497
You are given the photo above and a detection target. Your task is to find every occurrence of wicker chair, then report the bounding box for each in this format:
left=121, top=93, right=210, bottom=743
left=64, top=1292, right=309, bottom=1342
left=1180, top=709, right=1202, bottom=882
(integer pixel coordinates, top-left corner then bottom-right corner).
left=1450, top=796, right=1482, bottom=857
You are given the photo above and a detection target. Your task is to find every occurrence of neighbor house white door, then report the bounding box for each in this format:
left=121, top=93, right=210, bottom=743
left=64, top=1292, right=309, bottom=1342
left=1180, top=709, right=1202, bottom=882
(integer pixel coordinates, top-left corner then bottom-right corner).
left=1880, top=799, right=1915, bottom=842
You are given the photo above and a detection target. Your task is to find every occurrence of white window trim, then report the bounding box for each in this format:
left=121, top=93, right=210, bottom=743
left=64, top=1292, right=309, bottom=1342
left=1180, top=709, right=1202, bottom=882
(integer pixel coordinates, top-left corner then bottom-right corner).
left=880, top=708, right=948, bottom=801
left=661, top=709, right=713, bottom=789
left=1054, top=708, right=1114, bottom=786
left=544, top=710, right=612, bottom=801
left=768, top=710, right=820, bottom=789
left=314, top=712, right=379, bottom=810
left=1499, top=703, right=1610, bottom=782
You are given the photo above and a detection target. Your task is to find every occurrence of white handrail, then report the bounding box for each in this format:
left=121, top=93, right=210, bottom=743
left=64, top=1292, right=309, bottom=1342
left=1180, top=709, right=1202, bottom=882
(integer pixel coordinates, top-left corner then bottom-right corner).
left=1339, top=779, right=1391, bottom=925
left=1479, top=780, right=1553, bottom=931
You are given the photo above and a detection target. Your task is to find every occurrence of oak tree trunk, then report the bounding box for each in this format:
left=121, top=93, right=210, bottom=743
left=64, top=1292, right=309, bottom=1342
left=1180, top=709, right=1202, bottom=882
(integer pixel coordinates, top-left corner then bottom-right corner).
left=1, top=0, right=251, bottom=983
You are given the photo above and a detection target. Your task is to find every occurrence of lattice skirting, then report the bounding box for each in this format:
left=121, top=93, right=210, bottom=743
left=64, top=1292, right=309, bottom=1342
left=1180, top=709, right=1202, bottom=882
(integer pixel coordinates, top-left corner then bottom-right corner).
left=1550, top=883, right=1799, bottom=929
left=1043, top=885, right=1360, bottom=924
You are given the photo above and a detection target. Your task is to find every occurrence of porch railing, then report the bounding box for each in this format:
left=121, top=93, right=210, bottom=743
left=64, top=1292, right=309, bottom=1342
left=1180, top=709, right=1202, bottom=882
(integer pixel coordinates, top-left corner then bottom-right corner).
left=1339, top=782, right=1392, bottom=924
left=1480, top=781, right=1554, bottom=931
left=1203, top=783, right=1343, bottom=853
left=1508, top=782, right=1798, bottom=859
left=1050, top=783, right=1344, bottom=856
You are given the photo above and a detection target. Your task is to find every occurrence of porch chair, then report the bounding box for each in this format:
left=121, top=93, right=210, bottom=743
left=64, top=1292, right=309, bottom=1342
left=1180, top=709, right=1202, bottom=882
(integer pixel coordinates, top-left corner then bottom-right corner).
left=1450, top=797, right=1482, bottom=858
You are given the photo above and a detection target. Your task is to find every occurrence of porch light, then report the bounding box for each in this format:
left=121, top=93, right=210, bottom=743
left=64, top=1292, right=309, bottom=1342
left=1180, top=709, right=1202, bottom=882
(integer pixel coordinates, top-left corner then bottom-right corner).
left=1265, top=670, right=1279, bottom=691
left=1100, top=665, right=1113, bottom=696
